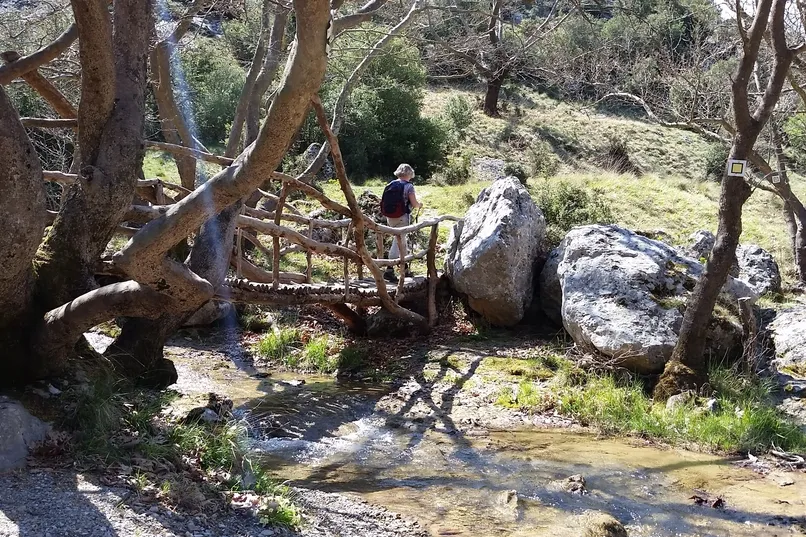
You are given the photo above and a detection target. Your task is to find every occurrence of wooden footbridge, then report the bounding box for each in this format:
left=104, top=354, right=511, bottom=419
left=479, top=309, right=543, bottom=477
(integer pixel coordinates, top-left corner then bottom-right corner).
left=42, top=97, right=461, bottom=328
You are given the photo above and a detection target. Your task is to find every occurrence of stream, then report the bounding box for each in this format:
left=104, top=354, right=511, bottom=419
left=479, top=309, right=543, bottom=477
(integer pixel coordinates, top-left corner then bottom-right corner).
left=88, top=332, right=806, bottom=536
left=238, top=378, right=804, bottom=536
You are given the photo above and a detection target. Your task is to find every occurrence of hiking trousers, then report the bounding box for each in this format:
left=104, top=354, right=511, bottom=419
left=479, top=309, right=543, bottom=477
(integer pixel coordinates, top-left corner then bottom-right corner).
left=386, top=213, right=410, bottom=262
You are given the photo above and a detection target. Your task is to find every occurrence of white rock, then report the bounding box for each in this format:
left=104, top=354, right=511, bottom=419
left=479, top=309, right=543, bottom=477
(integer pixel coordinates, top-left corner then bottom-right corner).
left=539, top=225, right=756, bottom=373
left=445, top=177, right=545, bottom=326
left=736, top=244, right=781, bottom=296
left=770, top=307, right=806, bottom=373
left=0, top=397, right=49, bottom=473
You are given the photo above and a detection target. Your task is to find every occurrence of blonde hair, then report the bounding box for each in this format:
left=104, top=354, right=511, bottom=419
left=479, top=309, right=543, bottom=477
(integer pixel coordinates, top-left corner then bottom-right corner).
left=394, top=163, right=415, bottom=178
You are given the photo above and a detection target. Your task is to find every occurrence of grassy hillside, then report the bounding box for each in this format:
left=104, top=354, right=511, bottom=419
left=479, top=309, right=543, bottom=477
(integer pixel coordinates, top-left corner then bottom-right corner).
left=141, top=85, right=806, bottom=283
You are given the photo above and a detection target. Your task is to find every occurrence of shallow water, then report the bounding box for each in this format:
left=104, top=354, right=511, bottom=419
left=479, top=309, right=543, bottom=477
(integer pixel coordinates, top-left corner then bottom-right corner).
left=248, top=384, right=806, bottom=537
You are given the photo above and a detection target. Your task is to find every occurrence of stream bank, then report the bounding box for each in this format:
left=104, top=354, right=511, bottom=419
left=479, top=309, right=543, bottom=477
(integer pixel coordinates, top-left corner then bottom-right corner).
left=153, top=329, right=806, bottom=536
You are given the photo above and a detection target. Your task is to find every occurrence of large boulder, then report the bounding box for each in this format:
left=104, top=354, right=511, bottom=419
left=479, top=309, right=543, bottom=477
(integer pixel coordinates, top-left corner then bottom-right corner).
left=445, top=176, right=545, bottom=326
left=0, top=397, right=49, bottom=473
left=303, top=143, right=335, bottom=181
left=539, top=225, right=756, bottom=373
left=770, top=307, right=806, bottom=374
left=470, top=156, right=506, bottom=182
left=736, top=244, right=781, bottom=296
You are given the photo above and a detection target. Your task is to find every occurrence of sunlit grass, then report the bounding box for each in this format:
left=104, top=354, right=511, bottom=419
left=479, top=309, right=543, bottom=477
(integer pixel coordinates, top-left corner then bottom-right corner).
left=497, top=360, right=806, bottom=454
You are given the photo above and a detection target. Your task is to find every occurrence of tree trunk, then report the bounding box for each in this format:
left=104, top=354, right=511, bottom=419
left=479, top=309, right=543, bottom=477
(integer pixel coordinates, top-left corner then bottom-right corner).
left=106, top=202, right=242, bottom=387
left=29, top=0, right=151, bottom=378
left=483, top=74, right=504, bottom=117
left=0, top=86, right=48, bottom=386
left=245, top=8, right=288, bottom=148
left=654, top=140, right=754, bottom=399
left=772, top=125, right=806, bottom=282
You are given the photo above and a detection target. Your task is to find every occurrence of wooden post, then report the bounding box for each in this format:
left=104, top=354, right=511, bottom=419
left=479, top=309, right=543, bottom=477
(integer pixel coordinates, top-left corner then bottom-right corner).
left=375, top=232, right=384, bottom=260
left=426, top=224, right=439, bottom=326
left=236, top=229, right=244, bottom=278
left=306, top=220, right=313, bottom=283
left=272, top=184, right=288, bottom=290
left=343, top=223, right=352, bottom=301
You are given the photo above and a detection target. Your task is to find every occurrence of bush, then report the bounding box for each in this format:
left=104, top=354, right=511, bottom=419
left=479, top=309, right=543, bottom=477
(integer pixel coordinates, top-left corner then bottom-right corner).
left=532, top=179, right=615, bottom=247
left=703, top=143, right=729, bottom=181
left=527, top=140, right=560, bottom=178
left=443, top=95, right=473, bottom=141
left=295, top=33, right=448, bottom=179
left=503, top=162, right=528, bottom=184
left=180, top=39, right=246, bottom=147
left=255, top=328, right=301, bottom=365
left=601, top=136, right=639, bottom=174
left=437, top=154, right=471, bottom=185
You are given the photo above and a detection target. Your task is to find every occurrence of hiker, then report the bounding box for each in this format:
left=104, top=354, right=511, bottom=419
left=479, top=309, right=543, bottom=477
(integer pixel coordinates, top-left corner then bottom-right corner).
left=380, top=163, right=422, bottom=283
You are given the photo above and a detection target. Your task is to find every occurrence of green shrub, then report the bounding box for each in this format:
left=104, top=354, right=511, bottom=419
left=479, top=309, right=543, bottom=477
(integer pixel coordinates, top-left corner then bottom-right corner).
left=295, top=33, right=448, bottom=178
left=703, top=143, right=729, bottom=181
left=601, top=136, right=639, bottom=174
left=337, top=346, right=367, bottom=373
left=255, top=328, right=301, bottom=365
left=527, top=140, right=560, bottom=178
left=303, top=336, right=336, bottom=373
left=531, top=179, right=615, bottom=247
left=503, top=162, right=528, bottom=184
left=438, top=154, right=471, bottom=185
left=443, top=95, right=473, bottom=141
left=180, top=39, right=246, bottom=147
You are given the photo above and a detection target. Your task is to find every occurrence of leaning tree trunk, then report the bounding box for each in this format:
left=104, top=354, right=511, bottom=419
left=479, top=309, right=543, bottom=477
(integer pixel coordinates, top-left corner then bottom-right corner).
left=106, top=202, right=243, bottom=388
left=653, top=140, right=755, bottom=399
left=654, top=0, right=795, bottom=399
left=771, top=125, right=806, bottom=282
left=0, top=87, right=48, bottom=386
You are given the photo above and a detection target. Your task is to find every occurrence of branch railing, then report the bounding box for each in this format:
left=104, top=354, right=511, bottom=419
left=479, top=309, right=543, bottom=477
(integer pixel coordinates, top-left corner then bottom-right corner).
left=36, top=118, right=460, bottom=328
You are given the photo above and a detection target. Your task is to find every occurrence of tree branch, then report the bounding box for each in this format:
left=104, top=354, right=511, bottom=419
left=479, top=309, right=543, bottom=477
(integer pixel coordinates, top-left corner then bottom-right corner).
left=0, top=23, right=78, bottom=85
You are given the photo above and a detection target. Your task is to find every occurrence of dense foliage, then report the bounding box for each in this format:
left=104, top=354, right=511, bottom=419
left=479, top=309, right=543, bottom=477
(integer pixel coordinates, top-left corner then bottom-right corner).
left=296, top=34, right=448, bottom=179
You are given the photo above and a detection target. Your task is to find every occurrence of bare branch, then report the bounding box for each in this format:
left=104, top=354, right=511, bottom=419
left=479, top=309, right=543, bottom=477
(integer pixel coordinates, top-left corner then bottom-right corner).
left=0, top=23, right=78, bottom=85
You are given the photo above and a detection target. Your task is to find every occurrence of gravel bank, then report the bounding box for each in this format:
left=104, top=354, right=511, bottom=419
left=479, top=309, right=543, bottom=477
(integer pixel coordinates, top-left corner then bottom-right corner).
left=0, top=471, right=424, bottom=537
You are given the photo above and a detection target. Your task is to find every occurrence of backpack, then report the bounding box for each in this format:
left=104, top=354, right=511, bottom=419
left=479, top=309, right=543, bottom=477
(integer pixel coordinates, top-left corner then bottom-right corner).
left=380, top=179, right=408, bottom=218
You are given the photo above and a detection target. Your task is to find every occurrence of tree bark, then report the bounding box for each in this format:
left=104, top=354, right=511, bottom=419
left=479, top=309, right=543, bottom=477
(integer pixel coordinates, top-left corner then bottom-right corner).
left=483, top=72, right=504, bottom=117
left=771, top=125, right=806, bottom=282
left=245, top=7, right=289, bottom=148
left=29, top=0, right=151, bottom=376
left=149, top=0, right=208, bottom=190
left=0, top=87, right=48, bottom=386
left=106, top=202, right=242, bottom=387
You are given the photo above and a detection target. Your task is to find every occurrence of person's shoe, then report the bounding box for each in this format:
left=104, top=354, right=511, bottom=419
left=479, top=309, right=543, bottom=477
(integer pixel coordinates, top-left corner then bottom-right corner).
left=383, top=269, right=398, bottom=283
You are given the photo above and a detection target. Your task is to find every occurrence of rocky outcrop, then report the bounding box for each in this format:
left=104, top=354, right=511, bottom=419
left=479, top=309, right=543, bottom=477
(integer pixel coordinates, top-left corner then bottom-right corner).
left=685, top=229, right=715, bottom=259
left=445, top=177, right=545, bottom=326
left=0, top=397, right=49, bottom=473
left=303, top=143, right=335, bottom=181
left=770, top=307, right=806, bottom=374
left=470, top=156, right=506, bottom=182
left=736, top=244, right=781, bottom=296
left=682, top=232, right=781, bottom=296
left=539, top=225, right=756, bottom=373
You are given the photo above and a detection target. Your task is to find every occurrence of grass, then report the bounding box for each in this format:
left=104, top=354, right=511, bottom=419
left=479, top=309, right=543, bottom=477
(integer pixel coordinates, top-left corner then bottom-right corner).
left=254, top=328, right=339, bottom=373
left=302, top=336, right=338, bottom=373
left=62, top=368, right=303, bottom=527
left=495, top=357, right=806, bottom=454
left=255, top=328, right=302, bottom=366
